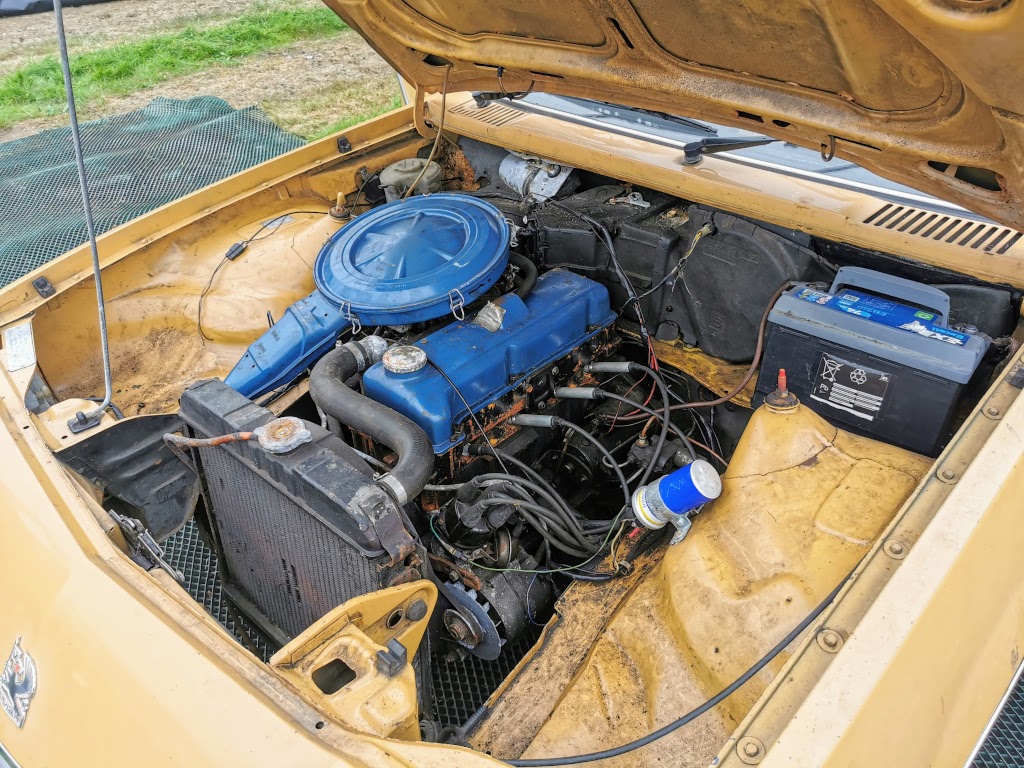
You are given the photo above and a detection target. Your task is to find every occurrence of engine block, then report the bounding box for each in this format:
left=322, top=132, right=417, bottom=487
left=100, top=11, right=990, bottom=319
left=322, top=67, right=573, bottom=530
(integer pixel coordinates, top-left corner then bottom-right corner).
left=361, top=269, right=616, bottom=453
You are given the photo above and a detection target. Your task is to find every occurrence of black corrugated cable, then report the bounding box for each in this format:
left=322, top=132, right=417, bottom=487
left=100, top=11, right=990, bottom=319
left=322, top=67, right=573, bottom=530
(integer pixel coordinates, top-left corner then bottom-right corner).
left=506, top=564, right=858, bottom=766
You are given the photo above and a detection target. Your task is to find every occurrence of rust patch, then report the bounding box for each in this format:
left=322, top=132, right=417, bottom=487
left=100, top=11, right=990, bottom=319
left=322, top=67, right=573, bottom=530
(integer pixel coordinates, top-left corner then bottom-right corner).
left=440, top=141, right=480, bottom=191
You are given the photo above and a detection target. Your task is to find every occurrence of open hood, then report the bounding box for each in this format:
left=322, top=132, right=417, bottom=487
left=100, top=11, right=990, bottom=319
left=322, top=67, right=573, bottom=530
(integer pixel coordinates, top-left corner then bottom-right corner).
left=327, top=0, right=1024, bottom=230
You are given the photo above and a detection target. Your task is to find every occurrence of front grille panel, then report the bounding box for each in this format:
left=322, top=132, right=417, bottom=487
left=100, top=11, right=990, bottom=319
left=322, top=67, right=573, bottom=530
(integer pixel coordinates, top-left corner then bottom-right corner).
left=199, top=446, right=378, bottom=639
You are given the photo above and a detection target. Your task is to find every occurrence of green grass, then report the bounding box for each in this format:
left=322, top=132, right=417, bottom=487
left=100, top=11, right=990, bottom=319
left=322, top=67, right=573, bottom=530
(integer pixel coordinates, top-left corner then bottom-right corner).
left=307, top=94, right=404, bottom=140
left=0, top=6, right=347, bottom=128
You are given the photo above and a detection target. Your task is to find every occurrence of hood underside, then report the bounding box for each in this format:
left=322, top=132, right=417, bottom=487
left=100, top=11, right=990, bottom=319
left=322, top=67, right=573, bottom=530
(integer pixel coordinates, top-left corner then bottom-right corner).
left=327, top=0, right=1024, bottom=231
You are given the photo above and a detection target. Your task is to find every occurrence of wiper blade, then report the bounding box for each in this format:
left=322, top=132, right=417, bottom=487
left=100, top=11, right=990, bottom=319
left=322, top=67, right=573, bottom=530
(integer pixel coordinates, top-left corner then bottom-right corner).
left=620, top=105, right=718, bottom=135
left=682, top=136, right=780, bottom=165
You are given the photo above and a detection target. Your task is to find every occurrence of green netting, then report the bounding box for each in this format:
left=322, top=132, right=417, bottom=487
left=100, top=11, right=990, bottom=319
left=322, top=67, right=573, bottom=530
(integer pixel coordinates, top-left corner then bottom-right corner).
left=0, top=96, right=305, bottom=287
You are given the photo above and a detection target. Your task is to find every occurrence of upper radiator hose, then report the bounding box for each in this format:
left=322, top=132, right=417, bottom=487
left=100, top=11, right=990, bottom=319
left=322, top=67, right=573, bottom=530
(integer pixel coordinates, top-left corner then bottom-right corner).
left=310, top=338, right=433, bottom=505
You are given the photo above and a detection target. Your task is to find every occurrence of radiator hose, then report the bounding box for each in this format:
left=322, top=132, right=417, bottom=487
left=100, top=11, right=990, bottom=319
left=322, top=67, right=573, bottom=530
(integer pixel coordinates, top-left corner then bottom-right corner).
left=309, top=338, right=434, bottom=505
left=509, top=252, right=538, bottom=300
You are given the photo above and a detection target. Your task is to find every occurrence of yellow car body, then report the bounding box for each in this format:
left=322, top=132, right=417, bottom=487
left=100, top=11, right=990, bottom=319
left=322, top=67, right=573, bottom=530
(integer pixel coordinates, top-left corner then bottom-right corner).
left=2, top=2, right=1024, bottom=766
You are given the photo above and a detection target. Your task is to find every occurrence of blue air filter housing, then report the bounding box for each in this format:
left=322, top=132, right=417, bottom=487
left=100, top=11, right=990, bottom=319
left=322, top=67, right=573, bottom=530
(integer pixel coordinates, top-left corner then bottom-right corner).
left=314, top=194, right=510, bottom=326
left=225, top=194, right=510, bottom=398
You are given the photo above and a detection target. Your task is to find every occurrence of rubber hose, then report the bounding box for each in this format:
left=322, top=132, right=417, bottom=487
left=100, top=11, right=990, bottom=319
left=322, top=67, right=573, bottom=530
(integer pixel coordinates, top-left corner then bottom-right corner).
left=309, top=343, right=433, bottom=505
left=509, top=252, right=538, bottom=300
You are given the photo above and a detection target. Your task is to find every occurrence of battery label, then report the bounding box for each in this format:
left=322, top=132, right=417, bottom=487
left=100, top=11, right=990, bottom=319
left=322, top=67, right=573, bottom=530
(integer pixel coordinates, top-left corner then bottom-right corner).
left=794, top=287, right=970, bottom=347
left=810, top=352, right=892, bottom=421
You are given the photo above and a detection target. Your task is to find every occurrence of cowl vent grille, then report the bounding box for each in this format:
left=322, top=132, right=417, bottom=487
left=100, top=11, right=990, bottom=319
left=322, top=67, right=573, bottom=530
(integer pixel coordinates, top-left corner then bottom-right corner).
left=449, top=101, right=524, bottom=127
left=864, top=203, right=1021, bottom=254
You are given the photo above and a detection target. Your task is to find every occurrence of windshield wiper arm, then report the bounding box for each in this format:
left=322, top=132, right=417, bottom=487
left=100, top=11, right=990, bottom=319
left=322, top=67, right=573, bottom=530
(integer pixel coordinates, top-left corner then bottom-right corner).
left=682, top=136, right=780, bottom=165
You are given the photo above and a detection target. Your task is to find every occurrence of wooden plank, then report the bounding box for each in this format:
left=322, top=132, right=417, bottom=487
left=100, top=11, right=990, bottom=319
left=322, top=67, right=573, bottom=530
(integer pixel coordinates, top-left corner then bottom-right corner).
left=468, top=542, right=666, bottom=759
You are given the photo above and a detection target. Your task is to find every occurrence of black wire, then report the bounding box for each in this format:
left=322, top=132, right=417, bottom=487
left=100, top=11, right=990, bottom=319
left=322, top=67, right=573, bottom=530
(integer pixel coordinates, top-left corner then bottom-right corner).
left=425, top=358, right=510, bottom=474
left=342, top=174, right=378, bottom=219
left=477, top=493, right=598, bottom=555
left=628, top=364, right=672, bottom=487
left=484, top=449, right=580, bottom=522
left=598, top=392, right=697, bottom=463
left=537, top=197, right=658, bottom=368
left=551, top=418, right=631, bottom=511
left=197, top=257, right=229, bottom=342
left=507, top=563, right=858, bottom=766
left=196, top=210, right=328, bottom=342
left=244, top=210, right=329, bottom=244
left=475, top=478, right=589, bottom=542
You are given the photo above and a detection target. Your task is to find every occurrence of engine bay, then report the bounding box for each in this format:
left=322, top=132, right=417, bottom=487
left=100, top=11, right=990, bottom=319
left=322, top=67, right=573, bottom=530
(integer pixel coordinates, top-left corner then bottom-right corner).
left=40, top=133, right=1023, bottom=762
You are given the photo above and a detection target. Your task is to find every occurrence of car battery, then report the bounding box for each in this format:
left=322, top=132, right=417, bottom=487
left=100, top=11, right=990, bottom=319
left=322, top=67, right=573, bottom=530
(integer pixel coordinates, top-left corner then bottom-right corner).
left=753, top=267, right=990, bottom=456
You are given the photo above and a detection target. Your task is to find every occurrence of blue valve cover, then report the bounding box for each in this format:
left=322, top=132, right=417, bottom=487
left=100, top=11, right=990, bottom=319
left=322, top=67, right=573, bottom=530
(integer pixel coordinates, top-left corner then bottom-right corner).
left=314, top=193, right=510, bottom=326
left=362, top=270, right=616, bottom=453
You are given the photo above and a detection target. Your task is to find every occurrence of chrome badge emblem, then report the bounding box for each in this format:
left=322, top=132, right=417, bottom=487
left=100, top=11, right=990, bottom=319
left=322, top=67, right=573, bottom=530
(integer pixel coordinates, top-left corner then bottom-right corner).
left=0, top=637, right=37, bottom=728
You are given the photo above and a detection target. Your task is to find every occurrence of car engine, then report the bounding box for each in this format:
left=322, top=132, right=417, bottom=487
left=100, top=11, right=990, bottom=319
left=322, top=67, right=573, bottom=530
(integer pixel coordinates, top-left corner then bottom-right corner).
left=153, top=148, right=1019, bottom=738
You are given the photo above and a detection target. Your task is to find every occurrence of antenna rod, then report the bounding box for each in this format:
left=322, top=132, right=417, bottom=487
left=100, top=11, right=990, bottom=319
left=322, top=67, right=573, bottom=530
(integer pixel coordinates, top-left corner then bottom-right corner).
left=53, top=0, right=113, bottom=434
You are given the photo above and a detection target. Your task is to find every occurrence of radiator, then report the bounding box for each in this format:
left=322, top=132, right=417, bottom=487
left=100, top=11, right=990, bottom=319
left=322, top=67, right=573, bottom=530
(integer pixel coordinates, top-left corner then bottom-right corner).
left=179, top=379, right=408, bottom=641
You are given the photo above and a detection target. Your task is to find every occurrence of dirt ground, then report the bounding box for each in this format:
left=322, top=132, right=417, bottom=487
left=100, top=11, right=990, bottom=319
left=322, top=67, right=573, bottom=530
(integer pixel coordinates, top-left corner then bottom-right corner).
left=0, top=0, right=399, bottom=141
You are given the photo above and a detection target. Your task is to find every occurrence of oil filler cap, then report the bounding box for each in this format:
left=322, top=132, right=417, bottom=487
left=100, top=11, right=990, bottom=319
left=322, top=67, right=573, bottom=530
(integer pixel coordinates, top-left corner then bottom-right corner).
left=383, top=345, right=427, bottom=374
left=313, top=193, right=510, bottom=327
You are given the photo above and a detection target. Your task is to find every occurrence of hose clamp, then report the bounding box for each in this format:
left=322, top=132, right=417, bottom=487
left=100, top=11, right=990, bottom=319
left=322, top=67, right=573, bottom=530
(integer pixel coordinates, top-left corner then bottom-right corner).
left=378, top=474, right=409, bottom=506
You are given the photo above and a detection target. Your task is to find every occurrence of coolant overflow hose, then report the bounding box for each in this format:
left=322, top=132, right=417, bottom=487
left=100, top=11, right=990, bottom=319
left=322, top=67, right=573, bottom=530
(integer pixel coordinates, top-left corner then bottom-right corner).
left=309, top=338, right=434, bottom=505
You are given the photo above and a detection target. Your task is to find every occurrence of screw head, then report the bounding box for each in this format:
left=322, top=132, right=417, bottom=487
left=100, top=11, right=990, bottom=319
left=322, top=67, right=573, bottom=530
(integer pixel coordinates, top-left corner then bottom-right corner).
left=939, top=468, right=957, bottom=481
left=816, top=628, right=844, bottom=653
left=737, top=736, right=766, bottom=764
left=884, top=539, right=908, bottom=559
left=986, top=405, right=1002, bottom=418
left=407, top=599, right=429, bottom=622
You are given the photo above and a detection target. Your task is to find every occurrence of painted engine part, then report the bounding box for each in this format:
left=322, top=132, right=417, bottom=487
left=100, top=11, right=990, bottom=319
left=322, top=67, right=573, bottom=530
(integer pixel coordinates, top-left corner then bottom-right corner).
left=361, top=269, right=616, bottom=454
left=224, top=194, right=510, bottom=398
left=631, top=459, right=722, bottom=531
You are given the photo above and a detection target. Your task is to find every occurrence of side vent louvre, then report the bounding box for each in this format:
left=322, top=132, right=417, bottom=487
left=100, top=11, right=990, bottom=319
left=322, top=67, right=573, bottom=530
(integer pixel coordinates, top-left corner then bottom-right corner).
left=449, top=102, right=524, bottom=127
left=864, top=203, right=1021, bottom=254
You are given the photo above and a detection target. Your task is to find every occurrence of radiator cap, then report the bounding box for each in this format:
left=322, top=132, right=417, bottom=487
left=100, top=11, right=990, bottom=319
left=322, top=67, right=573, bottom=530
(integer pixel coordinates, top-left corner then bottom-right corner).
left=313, top=194, right=510, bottom=327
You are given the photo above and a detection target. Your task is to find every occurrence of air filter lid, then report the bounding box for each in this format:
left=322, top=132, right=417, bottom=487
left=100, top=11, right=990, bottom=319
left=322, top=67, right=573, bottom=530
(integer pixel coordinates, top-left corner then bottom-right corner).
left=313, top=194, right=510, bottom=326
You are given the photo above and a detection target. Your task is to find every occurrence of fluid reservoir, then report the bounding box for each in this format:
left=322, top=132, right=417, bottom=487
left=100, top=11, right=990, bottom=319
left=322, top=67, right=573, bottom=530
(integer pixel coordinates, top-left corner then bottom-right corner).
left=521, top=398, right=933, bottom=767
left=379, top=158, right=443, bottom=202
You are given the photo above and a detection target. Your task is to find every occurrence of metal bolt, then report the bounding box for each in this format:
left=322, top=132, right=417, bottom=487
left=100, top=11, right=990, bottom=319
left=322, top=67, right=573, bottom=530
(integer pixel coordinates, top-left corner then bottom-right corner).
left=443, top=609, right=479, bottom=648
left=939, top=468, right=957, bottom=482
left=884, top=539, right=908, bottom=559
left=986, top=405, right=1002, bottom=418
left=407, top=599, right=428, bottom=622
left=816, top=628, right=844, bottom=653
left=551, top=366, right=560, bottom=376
left=737, top=736, right=766, bottom=764
left=537, top=401, right=547, bottom=411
